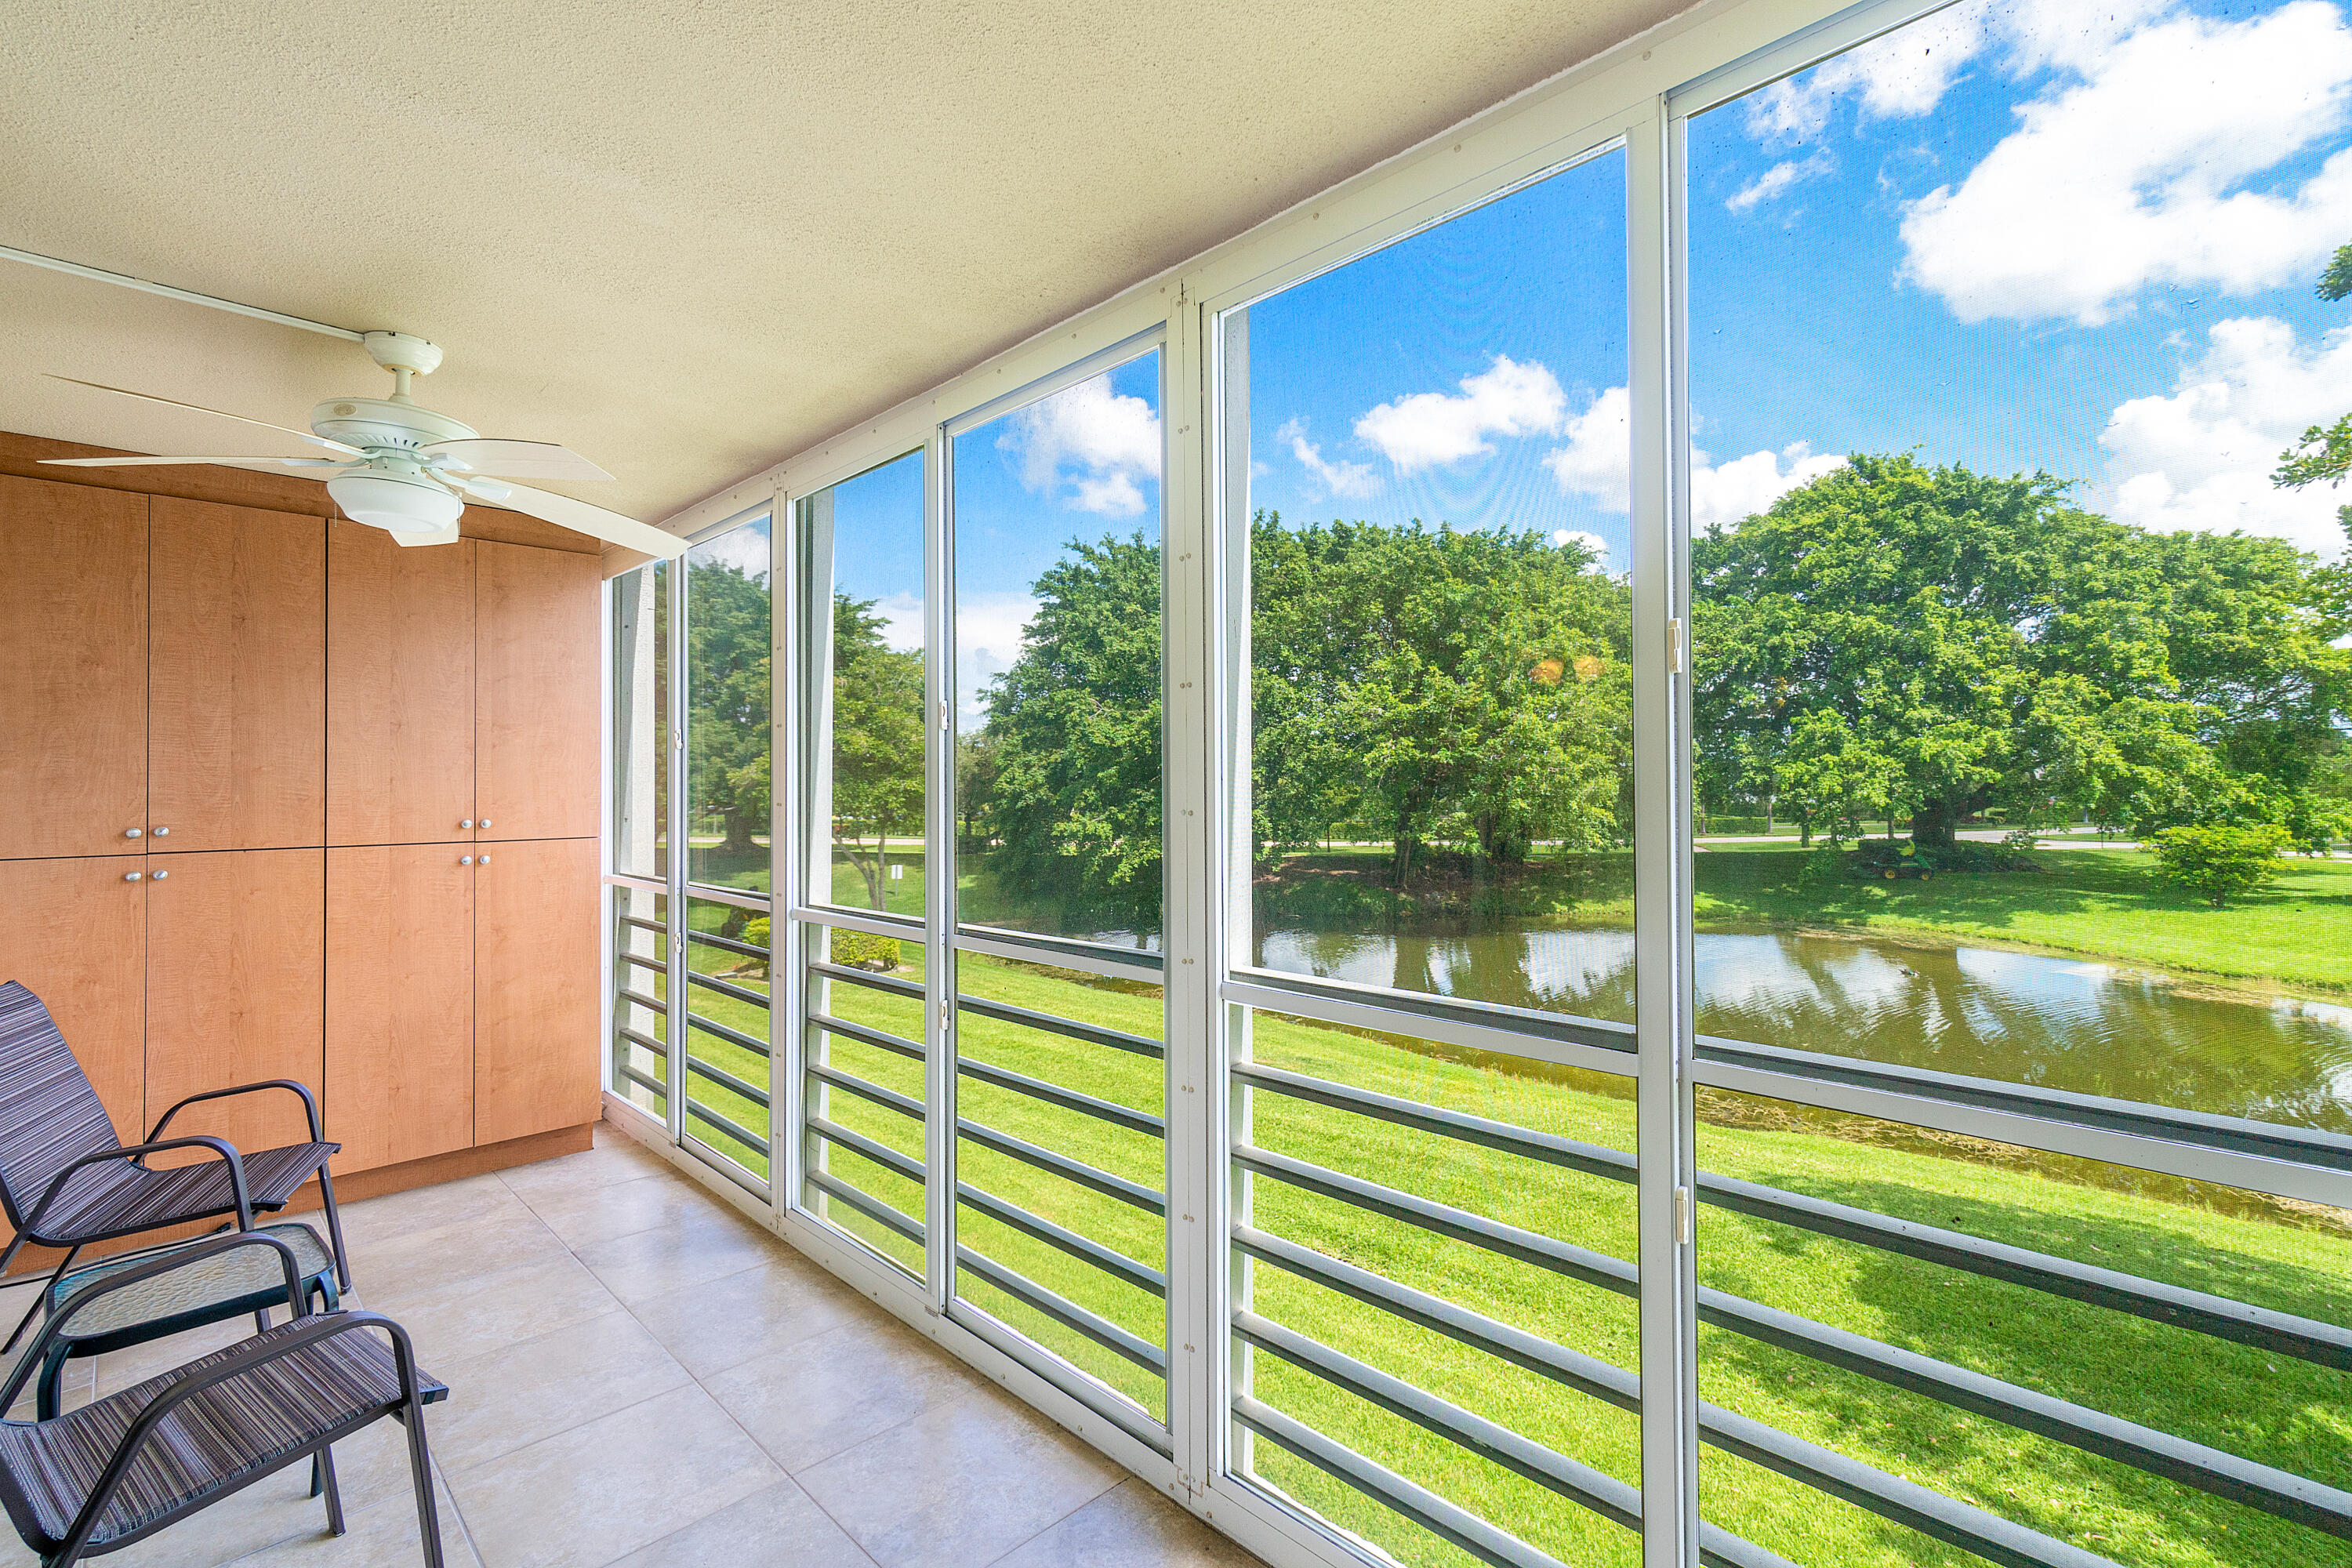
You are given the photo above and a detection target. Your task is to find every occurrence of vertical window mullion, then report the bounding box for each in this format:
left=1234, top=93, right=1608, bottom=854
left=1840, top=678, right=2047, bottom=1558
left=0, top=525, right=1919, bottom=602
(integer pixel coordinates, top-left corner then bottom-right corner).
left=667, top=546, right=690, bottom=1145
left=925, top=427, right=956, bottom=1311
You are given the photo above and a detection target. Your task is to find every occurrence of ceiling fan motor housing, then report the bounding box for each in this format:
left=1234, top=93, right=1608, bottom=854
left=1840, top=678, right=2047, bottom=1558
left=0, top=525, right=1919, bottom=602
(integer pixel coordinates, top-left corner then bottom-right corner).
left=310, top=397, right=477, bottom=455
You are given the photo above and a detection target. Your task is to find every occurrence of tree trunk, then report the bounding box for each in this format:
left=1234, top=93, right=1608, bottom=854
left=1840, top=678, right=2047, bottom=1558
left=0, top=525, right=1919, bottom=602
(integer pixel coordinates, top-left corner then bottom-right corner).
left=1910, top=799, right=1962, bottom=851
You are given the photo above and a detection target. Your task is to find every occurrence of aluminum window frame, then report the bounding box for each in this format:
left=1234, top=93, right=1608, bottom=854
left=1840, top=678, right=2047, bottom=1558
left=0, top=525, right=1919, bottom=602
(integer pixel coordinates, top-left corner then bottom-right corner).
left=610, top=0, right=2352, bottom=1562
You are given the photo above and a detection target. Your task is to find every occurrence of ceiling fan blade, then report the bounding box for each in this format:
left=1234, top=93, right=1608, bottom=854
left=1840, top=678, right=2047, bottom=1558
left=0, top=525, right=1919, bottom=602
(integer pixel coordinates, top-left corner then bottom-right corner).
left=40, top=454, right=354, bottom=469
left=485, top=481, right=690, bottom=559
left=422, top=438, right=612, bottom=481
left=45, top=375, right=364, bottom=456
left=394, top=523, right=463, bottom=548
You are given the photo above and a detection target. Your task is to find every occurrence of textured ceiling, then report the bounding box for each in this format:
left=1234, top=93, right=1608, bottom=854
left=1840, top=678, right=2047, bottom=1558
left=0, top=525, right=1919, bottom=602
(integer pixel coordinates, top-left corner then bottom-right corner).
left=0, top=0, right=1678, bottom=528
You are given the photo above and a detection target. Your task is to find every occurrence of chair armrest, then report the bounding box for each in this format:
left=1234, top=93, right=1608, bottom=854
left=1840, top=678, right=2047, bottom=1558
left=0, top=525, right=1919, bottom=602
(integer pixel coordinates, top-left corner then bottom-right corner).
left=146, top=1080, right=324, bottom=1144
left=57, top=1310, right=429, bottom=1561
left=23, top=1137, right=253, bottom=1239
left=0, top=1230, right=303, bottom=1414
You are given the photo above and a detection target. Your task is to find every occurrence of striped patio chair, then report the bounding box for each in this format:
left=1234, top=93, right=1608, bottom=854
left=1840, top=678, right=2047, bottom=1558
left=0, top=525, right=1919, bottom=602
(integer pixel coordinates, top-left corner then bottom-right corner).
left=0, top=983, right=350, bottom=1351
left=0, top=1232, right=446, bottom=1566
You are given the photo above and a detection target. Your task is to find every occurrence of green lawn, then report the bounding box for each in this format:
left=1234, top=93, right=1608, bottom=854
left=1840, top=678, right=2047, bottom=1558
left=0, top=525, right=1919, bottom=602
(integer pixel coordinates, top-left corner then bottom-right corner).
left=1697, top=846, right=2352, bottom=996
left=615, top=873, right=2352, bottom=1568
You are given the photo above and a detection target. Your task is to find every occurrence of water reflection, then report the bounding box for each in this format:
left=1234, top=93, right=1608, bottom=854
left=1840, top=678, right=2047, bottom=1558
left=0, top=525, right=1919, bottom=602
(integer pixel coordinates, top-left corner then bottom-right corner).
left=1250, top=927, right=2352, bottom=1133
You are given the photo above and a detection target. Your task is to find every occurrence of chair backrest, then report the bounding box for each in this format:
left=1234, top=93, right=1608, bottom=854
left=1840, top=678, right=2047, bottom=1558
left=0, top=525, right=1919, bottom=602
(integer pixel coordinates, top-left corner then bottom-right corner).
left=0, top=985, right=123, bottom=1229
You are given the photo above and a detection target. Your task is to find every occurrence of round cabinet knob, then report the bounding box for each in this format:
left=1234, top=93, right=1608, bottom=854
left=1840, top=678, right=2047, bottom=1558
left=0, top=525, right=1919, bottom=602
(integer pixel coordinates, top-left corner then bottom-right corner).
left=123, top=871, right=142, bottom=883
left=460, top=819, right=474, bottom=829
left=477, top=854, right=491, bottom=866
left=151, top=826, right=169, bottom=837
left=149, top=869, right=167, bottom=881
left=478, top=818, right=492, bottom=829
left=124, top=828, right=142, bottom=840
left=460, top=855, right=474, bottom=866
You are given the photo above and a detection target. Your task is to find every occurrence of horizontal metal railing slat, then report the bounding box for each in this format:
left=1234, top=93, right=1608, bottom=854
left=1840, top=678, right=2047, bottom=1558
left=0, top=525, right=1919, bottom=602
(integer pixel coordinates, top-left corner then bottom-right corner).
left=955, top=992, right=1165, bottom=1060
left=807, top=1114, right=926, bottom=1185
left=1237, top=1062, right=1635, bottom=1182
left=808, top=1167, right=925, bottom=1246
left=686, top=1011, right=771, bottom=1059
left=957, top=1116, right=1165, bottom=1215
left=808, top=1060, right=924, bottom=1122
left=808, top=959, right=924, bottom=1000
left=685, top=1098, right=769, bottom=1157
left=615, top=1026, right=669, bottom=1059
left=684, top=1054, right=771, bottom=1111
left=808, top=1011, right=927, bottom=1063
left=617, top=986, right=667, bottom=1015
left=1232, top=1395, right=1566, bottom=1568
left=619, top=915, right=667, bottom=937
left=956, top=1180, right=1166, bottom=1296
left=688, top=969, right=771, bottom=1010
left=688, top=926, right=771, bottom=962
left=615, top=1062, right=666, bottom=1100
left=956, top=1244, right=1166, bottom=1375
left=957, top=1055, right=1165, bottom=1137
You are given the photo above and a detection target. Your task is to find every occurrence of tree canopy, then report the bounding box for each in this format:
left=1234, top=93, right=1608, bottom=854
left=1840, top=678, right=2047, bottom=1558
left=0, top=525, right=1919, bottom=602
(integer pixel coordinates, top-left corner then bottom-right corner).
left=826, top=593, right=924, bottom=909
left=1693, top=452, right=2350, bottom=847
left=683, top=556, right=771, bottom=855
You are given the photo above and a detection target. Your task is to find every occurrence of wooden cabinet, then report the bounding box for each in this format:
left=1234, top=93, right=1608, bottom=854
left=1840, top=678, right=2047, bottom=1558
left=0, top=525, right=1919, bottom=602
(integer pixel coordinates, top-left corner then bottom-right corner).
left=149, top=499, right=325, bottom=852
left=328, top=522, right=477, bottom=846
left=477, top=542, right=599, bottom=842
left=0, top=857, right=147, bottom=1142
left=145, top=849, right=325, bottom=1158
left=477, top=837, right=600, bottom=1145
left=0, top=477, right=147, bottom=860
left=326, top=844, right=476, bottom=1172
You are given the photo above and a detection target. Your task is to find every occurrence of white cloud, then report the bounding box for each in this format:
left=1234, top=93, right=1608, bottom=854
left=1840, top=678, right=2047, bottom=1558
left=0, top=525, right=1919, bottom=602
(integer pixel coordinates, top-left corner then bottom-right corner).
left=1744, top=1, right=1994, bottom=142
left=690, top=519, right=771, bottom=581
left=1690, top=443, right=1847, bottom=531
left=1276, top=416, right=1381, bottom=499
left=1543, top=387, right=1632, bottom=510
left=1356, top=356, right=1568, bottom=473
left=2101, top=314, right=2352, bottom=554
left=1899, top=2, right=2352, bottom=325
left=1728, top=151, right=1834, bottom=212
left=1001, top=373, right=1161, bottom=516
left=1543, top=385, right=1844, bottom=528
left=955, top=590, right=1041, bottom=724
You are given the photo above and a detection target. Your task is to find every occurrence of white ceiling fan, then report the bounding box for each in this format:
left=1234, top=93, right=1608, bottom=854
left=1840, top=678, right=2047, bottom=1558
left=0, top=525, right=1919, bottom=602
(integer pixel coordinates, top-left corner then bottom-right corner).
left=40, top=329, right=690, bottom=557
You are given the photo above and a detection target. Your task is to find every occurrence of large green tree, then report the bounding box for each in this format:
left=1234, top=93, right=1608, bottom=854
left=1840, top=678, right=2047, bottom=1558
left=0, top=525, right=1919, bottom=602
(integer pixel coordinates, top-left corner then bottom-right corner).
left=1694, top=453, right=2348, bottom=847
left=981, top=534, right=1163, bottom=918
left=684, top=557, right=771, bottom=856
left=1252, top=515, right=1632, bottom=883
left=827, top=593, right=924, bottom=909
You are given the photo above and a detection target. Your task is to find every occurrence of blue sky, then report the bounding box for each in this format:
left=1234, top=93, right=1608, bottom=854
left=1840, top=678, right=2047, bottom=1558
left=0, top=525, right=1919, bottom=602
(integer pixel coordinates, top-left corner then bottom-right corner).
left=812, top=0, right=2352, bottom=695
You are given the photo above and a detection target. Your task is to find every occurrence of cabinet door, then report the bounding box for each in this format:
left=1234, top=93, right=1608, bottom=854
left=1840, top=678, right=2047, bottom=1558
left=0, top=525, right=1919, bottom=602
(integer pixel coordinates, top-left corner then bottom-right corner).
left=328, top=522, right=476, bottom=846
left=326, top=844, right=474, bottom=1172
left=146, top=849, right=326, bottom=1158
left=150, top=499, right=326, bottom=852
left=0, top=856, right=147, bottom=1142
left=0, top=477, right=147, bottom=859
left=476, top=837, right=599, bottom=1145
left=476, top=542, right=598, bottom=842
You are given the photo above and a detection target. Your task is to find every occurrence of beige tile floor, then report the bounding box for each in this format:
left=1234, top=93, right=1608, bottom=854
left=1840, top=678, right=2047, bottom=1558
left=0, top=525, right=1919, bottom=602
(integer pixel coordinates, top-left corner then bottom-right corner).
left=0, top=1125, right=1264, bottom=1568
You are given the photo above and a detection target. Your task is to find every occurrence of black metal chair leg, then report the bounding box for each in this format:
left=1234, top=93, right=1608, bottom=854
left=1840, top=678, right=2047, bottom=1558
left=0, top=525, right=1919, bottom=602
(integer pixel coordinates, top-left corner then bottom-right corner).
left=318, top=1443, right=345, bottom=1536
left=315, top=1167, right=352, bottom=1292
left=402, top=1402, right=444, bottom=1568
left=3, top=1247, right=78, bottom=1356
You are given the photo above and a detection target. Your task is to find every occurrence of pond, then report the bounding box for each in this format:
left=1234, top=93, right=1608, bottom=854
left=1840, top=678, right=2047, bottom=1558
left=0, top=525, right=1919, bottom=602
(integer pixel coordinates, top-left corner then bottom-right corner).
left=1249, top=926, right=2352, bottom=1135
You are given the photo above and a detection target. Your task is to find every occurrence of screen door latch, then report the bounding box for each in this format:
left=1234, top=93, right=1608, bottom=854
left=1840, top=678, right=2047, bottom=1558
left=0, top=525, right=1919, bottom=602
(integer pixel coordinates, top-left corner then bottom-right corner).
left=1668, top=617, right=1685, bottom=676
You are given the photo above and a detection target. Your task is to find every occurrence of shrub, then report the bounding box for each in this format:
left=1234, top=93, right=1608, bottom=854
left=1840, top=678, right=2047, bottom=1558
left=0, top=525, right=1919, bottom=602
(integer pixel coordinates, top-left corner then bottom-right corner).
left=2146, top=823, right=2292, bottom=908
left=829, top=927, right=902, bottom=971
left=742, top=916, right=770, bottom=951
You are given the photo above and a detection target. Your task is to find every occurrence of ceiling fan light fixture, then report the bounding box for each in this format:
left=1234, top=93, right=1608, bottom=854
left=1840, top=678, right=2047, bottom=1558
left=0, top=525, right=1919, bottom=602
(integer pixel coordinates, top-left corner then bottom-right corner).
left=328, top=468, right=463, bottom=534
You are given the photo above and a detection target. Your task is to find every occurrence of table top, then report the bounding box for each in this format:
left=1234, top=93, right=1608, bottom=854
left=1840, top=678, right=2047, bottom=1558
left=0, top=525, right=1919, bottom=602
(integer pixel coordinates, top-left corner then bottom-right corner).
left=44, top=1225, right=335, bottom=1343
